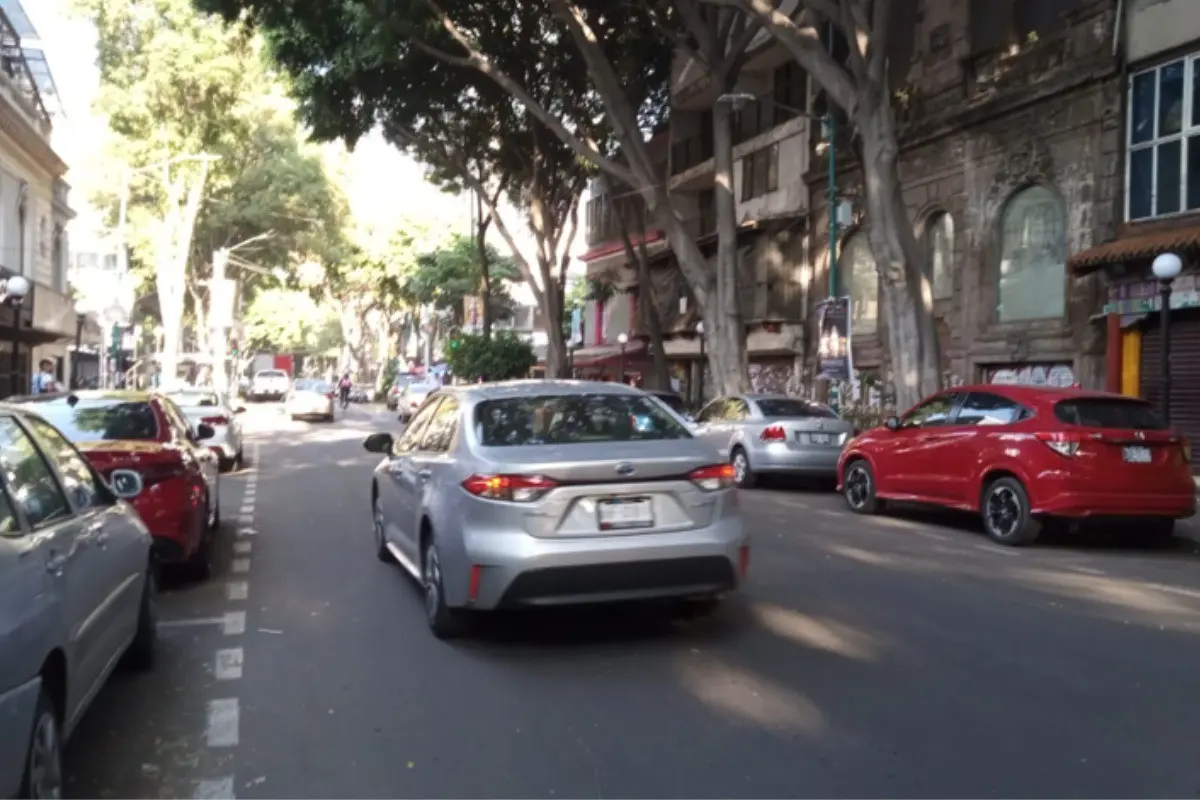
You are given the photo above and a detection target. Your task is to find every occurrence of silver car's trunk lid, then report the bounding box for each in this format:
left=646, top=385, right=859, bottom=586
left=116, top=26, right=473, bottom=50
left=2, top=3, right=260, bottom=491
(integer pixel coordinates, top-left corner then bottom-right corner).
left=476, top=439, right=716, bottom=484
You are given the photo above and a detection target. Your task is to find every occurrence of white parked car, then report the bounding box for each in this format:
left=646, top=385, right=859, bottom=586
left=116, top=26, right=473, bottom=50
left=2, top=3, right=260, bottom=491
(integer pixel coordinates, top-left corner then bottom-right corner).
left=249, top=369, right=290, bottom=402
left=286, top=379, right=336, bottom=422
left=166, top=389, right=246, bottom=470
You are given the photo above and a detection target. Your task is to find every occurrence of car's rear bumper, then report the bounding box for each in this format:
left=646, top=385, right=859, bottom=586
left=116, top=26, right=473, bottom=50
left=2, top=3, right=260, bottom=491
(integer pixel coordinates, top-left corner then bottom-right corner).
left=206, top=429, right=240, bottom=460
left=1034, top=488, right=1197, bottom=518
left=135, top=488, right=202, bottom=562
left=453, top=515, right=748, bottom=610
left=287, top=404, right=334, bottom=417
left=751, top=444, right=844, bottom=476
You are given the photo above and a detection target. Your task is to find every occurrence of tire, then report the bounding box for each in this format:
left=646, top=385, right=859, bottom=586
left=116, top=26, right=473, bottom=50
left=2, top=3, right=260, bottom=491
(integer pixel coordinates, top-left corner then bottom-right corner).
left=373, top=496, right=395, bottom=564
left=421, top=539, right=467, bottom=639
left=1144, top=518, right=1177, bottom=547
left=673, top=595, right=721, bottom=620
left=981, top=476, right=1039, bottom=546
left=208, top=484, right=221, bottom=533
left=19, top=688, right=62, bottom=799
left=124, top=564, right=158, bottom=670
left=731, top=447, right=756, bottom=489
left=234, top=448, right=244, bottom=470
left=186, top=500, right=215, bottom=579
left=842, top=459, right=882, bottom=514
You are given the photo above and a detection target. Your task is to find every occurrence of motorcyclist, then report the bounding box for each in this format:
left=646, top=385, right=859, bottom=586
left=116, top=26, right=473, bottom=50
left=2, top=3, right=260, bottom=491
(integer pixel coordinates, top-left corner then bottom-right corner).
left=338, top=372, right=352, bottom=408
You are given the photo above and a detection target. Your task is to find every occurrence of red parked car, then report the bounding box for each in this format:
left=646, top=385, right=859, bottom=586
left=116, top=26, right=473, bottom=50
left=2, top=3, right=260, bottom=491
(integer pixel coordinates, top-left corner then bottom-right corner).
left=837, top=385, right=1196, bottom=546
left=14, top=390, right=223, bottom=574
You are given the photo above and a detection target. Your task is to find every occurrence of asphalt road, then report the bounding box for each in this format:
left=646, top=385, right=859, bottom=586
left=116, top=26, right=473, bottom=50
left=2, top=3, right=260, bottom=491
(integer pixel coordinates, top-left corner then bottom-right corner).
left=62, top=402, right=1200, bottom=799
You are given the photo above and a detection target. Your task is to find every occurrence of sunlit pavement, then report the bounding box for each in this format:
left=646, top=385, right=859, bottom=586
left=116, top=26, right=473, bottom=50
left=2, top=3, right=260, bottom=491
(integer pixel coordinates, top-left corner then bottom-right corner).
left=64, top=402, right=1200, bottom=799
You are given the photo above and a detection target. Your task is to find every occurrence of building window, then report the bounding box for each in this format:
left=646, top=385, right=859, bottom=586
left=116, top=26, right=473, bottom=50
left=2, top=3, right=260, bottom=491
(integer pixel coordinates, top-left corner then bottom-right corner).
left=1127, top=53, right=1200, bottom=220
left=773, top=61, right=807, bottom=124
left=840, top=232, right=878, bottom=335
left=924, top=211, right=954, bottom=300
left=997, top=186, right=1066, bottom=322
left=740, top=143, right=779, bottom=201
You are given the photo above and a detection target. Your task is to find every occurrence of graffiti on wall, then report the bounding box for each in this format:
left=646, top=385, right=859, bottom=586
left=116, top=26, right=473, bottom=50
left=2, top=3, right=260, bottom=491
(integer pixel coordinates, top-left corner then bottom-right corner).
left=986, top=362, right=1075, bottom=387
left=748, top=361, right=795, bottom=394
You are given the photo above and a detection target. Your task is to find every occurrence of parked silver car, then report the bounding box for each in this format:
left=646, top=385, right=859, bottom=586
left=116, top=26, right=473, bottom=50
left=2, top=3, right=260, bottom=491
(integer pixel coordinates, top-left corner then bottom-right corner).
left=0, top=405, right=155, bottom=799
left=364, top=381, right=749, bottom=638
left=692, top=394, right=854, bottom=487
left=396, top=380, right=440, bottom=422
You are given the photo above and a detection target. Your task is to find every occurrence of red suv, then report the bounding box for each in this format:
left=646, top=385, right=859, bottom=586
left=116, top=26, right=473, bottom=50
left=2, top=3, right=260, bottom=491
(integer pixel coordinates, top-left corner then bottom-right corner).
left=15, top=391, right=223, bottom=574
left=837, top=385, right=1196, bottom=546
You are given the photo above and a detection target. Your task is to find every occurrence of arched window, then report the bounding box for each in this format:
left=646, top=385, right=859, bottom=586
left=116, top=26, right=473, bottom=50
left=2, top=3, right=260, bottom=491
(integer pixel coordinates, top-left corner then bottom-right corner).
left=998, top=186, right=1066, bottom=322
left=924, top=211, right=954, bottom=300
left=840, top=232, right=878, bottom=335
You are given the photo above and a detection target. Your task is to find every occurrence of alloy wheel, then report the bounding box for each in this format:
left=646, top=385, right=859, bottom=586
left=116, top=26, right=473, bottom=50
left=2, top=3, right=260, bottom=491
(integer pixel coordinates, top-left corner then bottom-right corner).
left=423, top=548, right=442, bottom=622
left=845, top=464, right=871, bottom=510
left=28, top=711, right=62, bottom=799
left=732, top=452, right=748, bottom=485
left=985, top=485, right=1021, bottom=539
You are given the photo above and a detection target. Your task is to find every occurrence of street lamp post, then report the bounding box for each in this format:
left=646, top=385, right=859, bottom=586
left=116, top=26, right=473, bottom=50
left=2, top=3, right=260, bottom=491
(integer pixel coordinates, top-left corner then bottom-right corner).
left=695, top=320, right=705, bottom=404
left=1152, top=252, right=1183, bottom=426
left=1, top=276, right=31, bottom=396
left=72, top=309, right=86, bottom=389
left=617, top=332, right=629, bottom=384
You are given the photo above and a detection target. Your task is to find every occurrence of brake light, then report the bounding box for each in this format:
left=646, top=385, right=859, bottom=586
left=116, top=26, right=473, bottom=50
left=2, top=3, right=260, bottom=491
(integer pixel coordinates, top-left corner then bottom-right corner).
left=760, top=425, right=786, bottom=443
left=1036, top=431, right=1081, bottom=457
left=689, top=463, right=736, bottom=491
left=462, top=474, right=557, bottom=502
left=201, top=415, right=228, bottom=426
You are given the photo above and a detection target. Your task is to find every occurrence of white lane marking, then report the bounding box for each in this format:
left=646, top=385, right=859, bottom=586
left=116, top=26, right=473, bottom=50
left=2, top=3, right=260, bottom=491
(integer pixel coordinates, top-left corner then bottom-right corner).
left=159, top=616, right=224, bottom=629
left=223, top=611, right=246, bottom=635
left=194, top=776, right=235, bottom=799
left=976, top=544, right=1021, bottom=557
left=226, top=581, right=248, bottom=601
left=238, top=515, right=254, bottom=524
left=237, top=527, right=257, bottom=537
left=231, top=558, right=251, bottom=574
left=233, top=541, right=252, bottom=554
left=206, top=698, right=240, bottom=747
left=239, top=505, right=255, bottom=515
left=215, top=648, right=244, bottom=680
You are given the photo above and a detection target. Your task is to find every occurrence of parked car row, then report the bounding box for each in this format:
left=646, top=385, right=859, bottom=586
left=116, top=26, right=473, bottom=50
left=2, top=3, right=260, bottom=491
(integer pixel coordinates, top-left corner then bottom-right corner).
left=0, top=388, right=232, bottom=797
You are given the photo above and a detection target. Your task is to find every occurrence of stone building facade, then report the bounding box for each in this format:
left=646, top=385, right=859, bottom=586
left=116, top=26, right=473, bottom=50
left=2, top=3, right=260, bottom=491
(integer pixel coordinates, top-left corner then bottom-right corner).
left=805, top=0, right=1121, bottom=402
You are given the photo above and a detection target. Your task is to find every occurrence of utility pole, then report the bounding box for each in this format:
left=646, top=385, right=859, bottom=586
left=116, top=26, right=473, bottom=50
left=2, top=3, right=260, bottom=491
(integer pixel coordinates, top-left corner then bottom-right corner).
left=211, top=247, right=231, bottom=397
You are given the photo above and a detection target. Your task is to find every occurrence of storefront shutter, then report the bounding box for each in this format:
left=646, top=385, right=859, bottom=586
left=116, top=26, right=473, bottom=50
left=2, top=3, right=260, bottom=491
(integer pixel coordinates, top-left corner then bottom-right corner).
left=1140, top=309, right=1200, bottom=469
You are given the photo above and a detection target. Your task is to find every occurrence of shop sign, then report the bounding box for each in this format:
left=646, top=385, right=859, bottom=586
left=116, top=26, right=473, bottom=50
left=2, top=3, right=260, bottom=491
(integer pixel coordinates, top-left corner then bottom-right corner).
left=1103, top=273, right=1200, bottom=315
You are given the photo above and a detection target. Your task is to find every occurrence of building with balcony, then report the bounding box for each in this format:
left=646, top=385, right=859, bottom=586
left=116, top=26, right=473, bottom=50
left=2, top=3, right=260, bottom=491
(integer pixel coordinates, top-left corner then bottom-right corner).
left=1066, top=0, right=1200, bottom=461
left=804, top=0, right=1121, bottom=406
left=0, top=0, right=78, bottom=396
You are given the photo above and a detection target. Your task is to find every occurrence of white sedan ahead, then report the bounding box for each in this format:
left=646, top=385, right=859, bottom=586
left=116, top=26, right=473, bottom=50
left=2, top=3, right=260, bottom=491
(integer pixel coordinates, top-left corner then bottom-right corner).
left=167, top=389, right=246, bottom=470
left=286, top=379, right=336, bottom=422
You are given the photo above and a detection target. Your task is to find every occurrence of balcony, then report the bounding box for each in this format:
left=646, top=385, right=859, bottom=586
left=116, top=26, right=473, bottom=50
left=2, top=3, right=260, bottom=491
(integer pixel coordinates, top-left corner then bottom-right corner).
left=0, top=6, right=51, bottom=138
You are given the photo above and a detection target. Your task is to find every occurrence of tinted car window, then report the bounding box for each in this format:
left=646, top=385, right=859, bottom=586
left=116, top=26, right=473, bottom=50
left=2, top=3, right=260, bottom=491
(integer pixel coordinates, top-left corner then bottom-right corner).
left=901, top=394, right=958, bottom=428
left=23, top=417, right=106, bottom=511
left=729, top=399, right=751, bottom=421
left=396, top=398, right=442, bottom=455
left=0, top=416, right=71, bottom=529
left=476, top=394, right=691, bottom=446
left=169, top=392, right=221, bottom=408
left=957, top=392, right=1026, bottom=426
left=696, top=399, right=726, bottom=423
left=33, top=399, right=159, bottom=441
left=1054, top=398, right=1167, bottom=429
left=159, top=400, right=195, bottom=442
left=755, top=399, right=838, bottom=419
left=295, top=380, right=333, bottom=393
left=419, top=399, right=459, bottom=453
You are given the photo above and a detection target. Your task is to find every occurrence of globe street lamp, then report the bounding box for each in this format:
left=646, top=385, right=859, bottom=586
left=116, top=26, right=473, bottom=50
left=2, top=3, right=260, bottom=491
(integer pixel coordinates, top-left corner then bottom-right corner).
left=1152, top=252, right=1183, bottom=426
left=617, top=332, right=629, bottom=384
left=695, top=320, right=705, bottom=405
left=2, top=275, right=31, bottom=395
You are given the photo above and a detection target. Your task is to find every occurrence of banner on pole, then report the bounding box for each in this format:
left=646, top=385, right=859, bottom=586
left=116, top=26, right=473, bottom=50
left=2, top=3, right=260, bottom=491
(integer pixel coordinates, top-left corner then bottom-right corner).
left=816, top=296, right=853, bottom=382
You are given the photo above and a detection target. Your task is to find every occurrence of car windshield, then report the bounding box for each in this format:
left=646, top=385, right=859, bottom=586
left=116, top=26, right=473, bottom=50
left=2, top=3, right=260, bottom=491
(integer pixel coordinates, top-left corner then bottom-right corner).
left=652, top=393, right=688, bottom=415
left=476, top=393, right=692, bottom=446
left=755, top=398, right=838, bottom=419
left=34, top=400, right=159, bottom=441
left=295, top=380, right=333, bottom=393
left=168, top=391, right=222, bottom=408
left=1054, top=398, right=1168, bottom=429
left=257, top=370, right=287, bottom=379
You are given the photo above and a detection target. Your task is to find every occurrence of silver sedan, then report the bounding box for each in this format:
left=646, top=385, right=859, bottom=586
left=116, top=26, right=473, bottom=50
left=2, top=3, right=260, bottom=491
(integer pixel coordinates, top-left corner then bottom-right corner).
left=363, top=381, right=749, bottom=639
left=691, top=394, right=854, bottom=488
left=0, top=404, right=154, bottom=799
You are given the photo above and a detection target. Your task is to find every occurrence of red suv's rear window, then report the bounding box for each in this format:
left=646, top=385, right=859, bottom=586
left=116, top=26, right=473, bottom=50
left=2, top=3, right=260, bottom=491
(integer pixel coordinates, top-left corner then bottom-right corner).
left=1053, top=398, right=1167, bottom=429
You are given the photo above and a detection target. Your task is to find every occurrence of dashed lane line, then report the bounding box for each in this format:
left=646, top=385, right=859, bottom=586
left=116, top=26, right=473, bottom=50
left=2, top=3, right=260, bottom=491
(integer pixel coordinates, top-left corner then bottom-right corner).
left=205, top=698, right=240, bottom=747
left=226, top=581, right=248, bottom=601
left=223, top=611, right=246, bottom=635
left=215, top=648, right=244, bottom=680
left=194, top=776, right=235, bottom=799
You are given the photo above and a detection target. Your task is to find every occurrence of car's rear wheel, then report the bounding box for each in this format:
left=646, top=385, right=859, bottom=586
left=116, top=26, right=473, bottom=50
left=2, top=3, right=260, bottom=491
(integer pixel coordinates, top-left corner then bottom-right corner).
left=1144, top=518, right=1177, bottom=547
left=843, top=459, right=882, bottom=514
left=373, top=496, right=394, bottom=564
left=187, top=499, right=215, bottom=579
left=421, top=539, right=467, bottom=639
left=208, top=486, right=221, bottom=532
left=731, top=447, right=756, bottom=489
left=125, top=563, right=158, bottom=670
left=981, top=476, right=1039, bottom=546
left=20, top=688, right=62, bottom=799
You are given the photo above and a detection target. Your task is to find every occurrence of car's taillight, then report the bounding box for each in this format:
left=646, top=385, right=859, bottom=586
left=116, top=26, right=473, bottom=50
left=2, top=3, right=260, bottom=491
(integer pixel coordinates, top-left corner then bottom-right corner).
left=462, top=474, right=557, bottom=502
left=1036, top=431, right=1081, bottom=457
left=689, top=463, right=736, bottom=491
left=201, top=415, right=228, bottom=426
left=760, top=425, right=786, bottom=443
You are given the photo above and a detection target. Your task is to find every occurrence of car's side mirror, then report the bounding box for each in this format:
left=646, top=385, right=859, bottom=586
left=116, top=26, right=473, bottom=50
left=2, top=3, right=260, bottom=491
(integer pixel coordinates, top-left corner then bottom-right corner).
left=110, top=469, right=144, bottom=499
left=363, top=432, right=395, bottom=454
left=195, top=423, right=216, bottom=441
left=884, top=416, right=901, bottom=431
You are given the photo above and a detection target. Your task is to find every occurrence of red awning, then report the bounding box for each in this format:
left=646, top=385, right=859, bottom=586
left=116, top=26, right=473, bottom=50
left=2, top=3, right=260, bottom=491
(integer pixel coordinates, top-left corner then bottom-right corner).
left=1068, top=223, right=1200, bottom=274
left=572, top=340, right=647, bottom=368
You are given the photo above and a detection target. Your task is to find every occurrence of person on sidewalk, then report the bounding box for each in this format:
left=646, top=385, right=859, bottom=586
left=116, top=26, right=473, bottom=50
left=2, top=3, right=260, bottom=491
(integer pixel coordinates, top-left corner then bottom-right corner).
left=31, top=359, right=58, bottom=394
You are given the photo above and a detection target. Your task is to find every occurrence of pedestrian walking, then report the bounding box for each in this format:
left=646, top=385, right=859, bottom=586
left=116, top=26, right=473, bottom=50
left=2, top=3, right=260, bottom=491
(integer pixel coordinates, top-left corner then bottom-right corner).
left=31, top=359, right=58, bottom=394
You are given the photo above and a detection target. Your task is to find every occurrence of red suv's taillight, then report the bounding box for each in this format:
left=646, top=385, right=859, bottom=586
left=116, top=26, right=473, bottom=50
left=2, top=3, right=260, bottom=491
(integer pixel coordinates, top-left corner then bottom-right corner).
left=462, top=474, right=557, bottom=502
left=1035, top=431, right=1081, bottom=457
left=201, top=415, right=228, bottom=426
left=689, top=463, right=736, bottom=491
left=760, top=425, right=786, bottom=443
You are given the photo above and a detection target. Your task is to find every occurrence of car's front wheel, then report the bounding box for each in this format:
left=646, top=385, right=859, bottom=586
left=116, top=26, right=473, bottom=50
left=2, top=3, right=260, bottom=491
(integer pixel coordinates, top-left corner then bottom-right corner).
left=981, top=476, right=1039, bottom=546
left=843, top=459, right=882, bottom=514
left=20, top=688, right=62, bottom=799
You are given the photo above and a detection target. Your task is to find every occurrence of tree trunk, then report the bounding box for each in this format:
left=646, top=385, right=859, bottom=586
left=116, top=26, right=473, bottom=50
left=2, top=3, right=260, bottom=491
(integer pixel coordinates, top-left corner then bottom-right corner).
left=856, top=103, right=941, bottom=411
left=542, top=270, right=567, bottom=378
left=611, top=191, right=670, bottom=391
left=710, top=94, right=750, bottom=394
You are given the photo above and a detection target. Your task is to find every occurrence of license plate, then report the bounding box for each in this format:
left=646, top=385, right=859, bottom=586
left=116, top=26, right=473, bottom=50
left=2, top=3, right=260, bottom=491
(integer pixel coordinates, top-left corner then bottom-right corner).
left=809, top=433, right=835, bottom=445
left=597, top=497, right=654, bottom=530
left=1123, top=446, right=1152, bottom=463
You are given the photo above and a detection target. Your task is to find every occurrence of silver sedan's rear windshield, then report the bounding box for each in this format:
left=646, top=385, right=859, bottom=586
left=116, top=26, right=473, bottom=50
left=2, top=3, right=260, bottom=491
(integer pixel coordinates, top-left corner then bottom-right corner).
left=756, top=398, right=837, bottom=418
left=476, top=394, right=693, bottom=446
